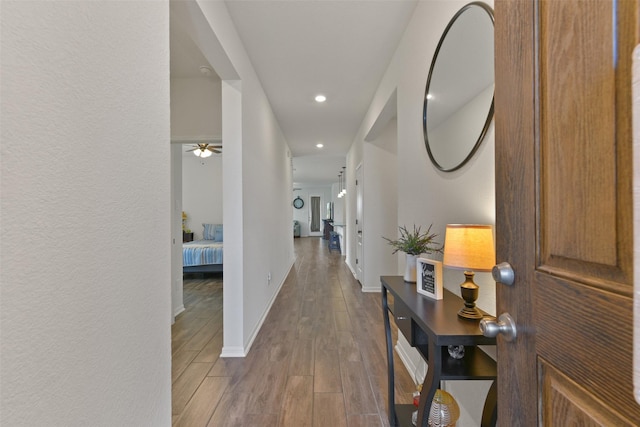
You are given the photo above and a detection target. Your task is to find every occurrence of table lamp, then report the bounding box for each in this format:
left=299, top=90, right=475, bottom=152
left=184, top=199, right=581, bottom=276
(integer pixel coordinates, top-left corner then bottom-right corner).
left=443, top=224, right=495, bottom=320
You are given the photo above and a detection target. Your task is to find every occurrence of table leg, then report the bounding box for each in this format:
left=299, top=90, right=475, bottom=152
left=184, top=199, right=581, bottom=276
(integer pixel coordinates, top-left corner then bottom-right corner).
left=416, top=343, right=441, bottom=427
left=481, top=380, right=497, bottom=427
left=382, top=287, right=397, bottom=426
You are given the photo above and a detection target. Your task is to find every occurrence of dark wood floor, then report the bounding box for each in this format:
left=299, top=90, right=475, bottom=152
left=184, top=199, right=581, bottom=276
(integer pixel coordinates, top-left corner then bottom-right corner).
left=171, top=237, right=415, bottom=426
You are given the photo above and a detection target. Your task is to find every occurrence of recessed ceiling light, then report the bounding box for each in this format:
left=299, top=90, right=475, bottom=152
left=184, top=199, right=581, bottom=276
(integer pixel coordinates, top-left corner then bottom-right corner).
left=426, top=94, right=433, bottom=100
left=315, top=95, right=326, bottom=103
left=316, top=143, right=324, bottom=148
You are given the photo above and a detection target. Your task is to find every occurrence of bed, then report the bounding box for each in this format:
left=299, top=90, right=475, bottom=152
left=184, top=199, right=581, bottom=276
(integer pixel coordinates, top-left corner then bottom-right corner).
left=183, top=223, right=223, bottom=274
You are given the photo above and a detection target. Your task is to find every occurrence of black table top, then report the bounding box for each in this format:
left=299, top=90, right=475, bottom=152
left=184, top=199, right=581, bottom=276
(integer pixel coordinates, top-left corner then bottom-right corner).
left=381, top=276, right=496, bottom=347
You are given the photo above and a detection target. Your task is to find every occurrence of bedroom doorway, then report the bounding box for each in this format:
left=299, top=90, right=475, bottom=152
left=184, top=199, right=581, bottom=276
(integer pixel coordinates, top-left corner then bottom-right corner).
left=169, top=0, right=244, bottom=361
left=309, top=195, right=322, bottom=237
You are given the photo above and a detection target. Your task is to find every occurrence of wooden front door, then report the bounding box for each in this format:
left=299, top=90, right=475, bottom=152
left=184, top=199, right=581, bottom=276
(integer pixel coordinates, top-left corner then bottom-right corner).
left=495, top=0, right=640, bottom=425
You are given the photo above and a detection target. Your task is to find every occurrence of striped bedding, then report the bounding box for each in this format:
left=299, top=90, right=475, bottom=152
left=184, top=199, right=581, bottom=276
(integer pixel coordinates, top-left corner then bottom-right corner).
left=183, top=240, right=223, bottom=267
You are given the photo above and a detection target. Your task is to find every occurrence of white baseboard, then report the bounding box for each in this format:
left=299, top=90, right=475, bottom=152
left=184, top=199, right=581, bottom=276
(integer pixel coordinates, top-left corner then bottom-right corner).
left=361, top=284, right=380, bottom=293
left=345, top=261, right=357, bottom=277
left=395, top=342, right=419, bottom=385
left=395, top=338, right=426, bottom=385
left=225, top=259, right=295, bottom=358
left=220, top=346, right=246, bottom=358
left=172, top=305, right=185, bottom=324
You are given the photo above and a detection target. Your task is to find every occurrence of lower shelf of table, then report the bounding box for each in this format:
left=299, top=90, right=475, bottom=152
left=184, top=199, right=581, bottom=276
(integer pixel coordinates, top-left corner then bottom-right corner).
left=410, top=345, right=497, bottom=380
left=393, top=404, right=417, bottom=427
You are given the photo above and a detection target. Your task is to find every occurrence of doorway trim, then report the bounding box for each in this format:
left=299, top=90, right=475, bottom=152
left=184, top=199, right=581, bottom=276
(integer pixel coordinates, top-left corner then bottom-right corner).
left=308, top=194, right=323, bottom=237
left=169, top=0, right=245, bottom=357
left=356, top=163, right=364, bottom=284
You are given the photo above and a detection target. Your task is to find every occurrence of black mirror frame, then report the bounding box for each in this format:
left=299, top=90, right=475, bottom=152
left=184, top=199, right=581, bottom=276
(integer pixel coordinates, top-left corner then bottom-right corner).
left=423, top=1, right=495, bottom=173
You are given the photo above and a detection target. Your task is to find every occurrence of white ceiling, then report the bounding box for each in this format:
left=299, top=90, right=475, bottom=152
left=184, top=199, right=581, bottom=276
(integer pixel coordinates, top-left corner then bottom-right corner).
left=171, top=0, right=418, bottom=185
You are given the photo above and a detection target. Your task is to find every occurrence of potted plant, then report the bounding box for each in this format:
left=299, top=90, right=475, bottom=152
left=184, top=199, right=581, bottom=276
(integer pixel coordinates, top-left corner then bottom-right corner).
left=383, top=224, right=442, bottom=283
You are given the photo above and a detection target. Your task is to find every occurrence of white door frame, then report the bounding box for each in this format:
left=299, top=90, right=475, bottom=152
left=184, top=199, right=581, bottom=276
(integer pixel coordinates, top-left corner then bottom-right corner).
left=355, top=163, right=363, bottom=284
left=308, top=194, right=323, bottom=237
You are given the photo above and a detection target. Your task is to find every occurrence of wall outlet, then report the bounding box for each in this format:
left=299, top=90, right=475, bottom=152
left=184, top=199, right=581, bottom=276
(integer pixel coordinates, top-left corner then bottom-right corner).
left=267, top=272, right=271, bottom=284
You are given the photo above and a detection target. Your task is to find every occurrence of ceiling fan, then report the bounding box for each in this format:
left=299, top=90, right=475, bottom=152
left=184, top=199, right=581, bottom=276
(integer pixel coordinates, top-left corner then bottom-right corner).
left=185, top=143, right=222, bottom=158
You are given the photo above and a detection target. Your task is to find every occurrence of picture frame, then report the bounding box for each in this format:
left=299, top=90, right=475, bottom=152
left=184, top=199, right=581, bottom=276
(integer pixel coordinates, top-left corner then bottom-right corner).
left=416, top=258, right=443, bottom=300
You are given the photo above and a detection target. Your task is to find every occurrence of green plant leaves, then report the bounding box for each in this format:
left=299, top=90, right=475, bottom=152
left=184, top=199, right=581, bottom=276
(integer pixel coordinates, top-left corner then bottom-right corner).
left=382, top=224, right=443, bottom=256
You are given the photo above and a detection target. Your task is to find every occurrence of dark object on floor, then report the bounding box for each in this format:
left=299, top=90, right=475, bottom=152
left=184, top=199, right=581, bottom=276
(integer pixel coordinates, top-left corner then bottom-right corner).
left=328, top=231, right=341, bottom=253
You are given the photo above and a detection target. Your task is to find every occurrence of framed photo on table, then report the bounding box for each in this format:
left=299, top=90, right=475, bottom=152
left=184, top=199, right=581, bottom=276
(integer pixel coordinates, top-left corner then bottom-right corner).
left=417, top=258, right=443, bottom=300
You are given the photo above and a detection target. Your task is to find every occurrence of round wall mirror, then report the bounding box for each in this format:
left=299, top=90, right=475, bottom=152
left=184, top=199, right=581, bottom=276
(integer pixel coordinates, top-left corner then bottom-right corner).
left=423, top=2, right=494, bottom=172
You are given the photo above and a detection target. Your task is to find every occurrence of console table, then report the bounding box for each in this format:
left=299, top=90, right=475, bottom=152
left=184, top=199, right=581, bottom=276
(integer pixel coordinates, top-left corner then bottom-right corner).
left=381, top=276, right=497, bottom=427
left=322, top=219, right=333, bottom=240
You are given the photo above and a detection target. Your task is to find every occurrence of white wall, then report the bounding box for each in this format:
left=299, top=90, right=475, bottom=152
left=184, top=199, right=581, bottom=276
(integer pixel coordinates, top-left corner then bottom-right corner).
left=171, top=145, right=185, bottom=319
left=192, top=1, right=295, bottom=355
left=361, top=118, right=399, bottom=292
left=1, top=2, right=171, bottom=426
left=170, top=77, right=222, bottom=139
left=346, top=1, right=495, bottom=425
left=292, top=186, right=332, bottom=237
left=429, top=85, right=494, bottom=170
left=331, top=182, right=345, bottom=224
left=345, top=143, right=362, bottom=275
left=182, top=154, right=223, bottom=239
left=221, top=80, right=245, bottom=355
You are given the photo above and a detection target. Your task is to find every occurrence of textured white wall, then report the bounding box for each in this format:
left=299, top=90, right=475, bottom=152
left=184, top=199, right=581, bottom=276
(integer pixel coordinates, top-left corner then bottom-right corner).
left=346, top=1, right=495, bottom=425
left=170, top=77, right=222, bottom=139
left=1, top=2, right=171, bottom=426
left=182, top=154, right=223, bottom=239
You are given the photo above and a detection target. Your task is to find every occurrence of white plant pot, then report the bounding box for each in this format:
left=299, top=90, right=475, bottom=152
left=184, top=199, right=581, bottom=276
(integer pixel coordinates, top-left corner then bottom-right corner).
left=404, top=254, right=418, bottom=283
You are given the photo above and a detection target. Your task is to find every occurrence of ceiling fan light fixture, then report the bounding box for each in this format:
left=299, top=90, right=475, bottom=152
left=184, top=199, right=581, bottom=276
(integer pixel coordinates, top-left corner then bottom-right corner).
left=186, top=142, right=221, bottom=157
left=194, top=148, right=212, bottom=158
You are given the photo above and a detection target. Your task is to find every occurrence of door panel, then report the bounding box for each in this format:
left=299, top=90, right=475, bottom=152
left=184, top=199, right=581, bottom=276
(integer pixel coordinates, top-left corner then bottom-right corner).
left=495, top=0, right=640, bottom=425
left=540, top=360, right=631, bottom=426
left=538, top=0, right=634, bottom=291
left=541, top=0, right=617, bottom=269
left=535, top=273, right=635, bottom=409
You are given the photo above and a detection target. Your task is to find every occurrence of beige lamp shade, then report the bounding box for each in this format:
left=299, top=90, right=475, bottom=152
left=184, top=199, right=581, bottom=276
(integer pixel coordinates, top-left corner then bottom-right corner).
left=443, top=224, right=495, bottom=272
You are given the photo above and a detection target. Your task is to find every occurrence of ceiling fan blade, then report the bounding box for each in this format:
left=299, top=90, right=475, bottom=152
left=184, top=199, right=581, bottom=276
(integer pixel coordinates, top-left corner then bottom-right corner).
left=184, top=143, right=221, bottom=154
